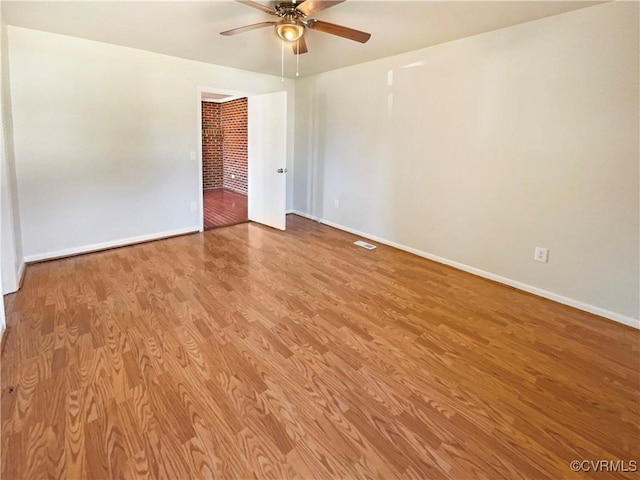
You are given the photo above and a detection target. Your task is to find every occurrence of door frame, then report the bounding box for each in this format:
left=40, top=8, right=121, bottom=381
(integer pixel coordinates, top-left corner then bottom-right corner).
left=196, top=86, right=291, bottom=232
left=196, top=86, right=253, bottom=232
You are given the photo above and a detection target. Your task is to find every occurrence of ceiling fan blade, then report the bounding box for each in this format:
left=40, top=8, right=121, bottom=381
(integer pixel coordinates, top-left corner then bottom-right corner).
left=307, top=20, right=371, bottom=43
left=296, top=0, right=345, bottom=17
left=292, top=36, right=308, bottom=55
left=236, top=0, right=277, bottom=15
left=220, top=21, right=277, bottom=36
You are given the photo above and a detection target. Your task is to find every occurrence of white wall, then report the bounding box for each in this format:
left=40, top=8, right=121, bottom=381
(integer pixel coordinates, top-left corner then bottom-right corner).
left=0, top=10, right=5, bottom=336
left=0, top=8, right=9, bottom=334
left=7, top=27, right=295, bottom=261
left=294, top=2, right=639, bottom=324
left=1, top=8, right=24, bottom=295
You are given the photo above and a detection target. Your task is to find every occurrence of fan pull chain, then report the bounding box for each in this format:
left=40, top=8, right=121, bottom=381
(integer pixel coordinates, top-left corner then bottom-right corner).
left=281, top=40, right=285, bottom=82
left=296, top=40, right=300, bottom=77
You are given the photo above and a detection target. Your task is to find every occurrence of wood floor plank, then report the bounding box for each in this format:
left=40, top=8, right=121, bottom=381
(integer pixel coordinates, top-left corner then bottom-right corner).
left=203, top=188, right=248, bottom=229
left=1, top=214, right=638, bottom=479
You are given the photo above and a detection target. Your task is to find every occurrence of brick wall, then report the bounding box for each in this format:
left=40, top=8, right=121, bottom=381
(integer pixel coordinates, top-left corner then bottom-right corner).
left=202, top=102, right=223, bottom=189
left=221, top=98, right=248, bottom=194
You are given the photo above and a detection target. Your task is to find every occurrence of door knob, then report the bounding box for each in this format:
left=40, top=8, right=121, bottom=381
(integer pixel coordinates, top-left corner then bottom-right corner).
left=277, top=168, right=288, bottom=173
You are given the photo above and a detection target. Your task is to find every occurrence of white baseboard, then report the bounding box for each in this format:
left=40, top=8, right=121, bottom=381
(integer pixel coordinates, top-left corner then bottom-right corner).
left=290, top=210, right=320, bottom=221
left=17, top=262, right=25, bottom=288
left=24, top=227, right=200, bottom=263
left=290, top=211, right=639, bottom=330
left=2, top=260, right=26, bottom=295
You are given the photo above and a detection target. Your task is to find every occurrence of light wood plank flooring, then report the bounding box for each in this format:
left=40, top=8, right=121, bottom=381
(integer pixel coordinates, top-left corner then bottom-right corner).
left=1, top=215, right=638, bottom=479
left=203, top=188, right=248, bottom=229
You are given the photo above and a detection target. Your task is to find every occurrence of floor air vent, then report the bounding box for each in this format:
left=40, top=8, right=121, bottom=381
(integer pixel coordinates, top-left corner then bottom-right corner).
left=354, top=240, right=377, bottom=250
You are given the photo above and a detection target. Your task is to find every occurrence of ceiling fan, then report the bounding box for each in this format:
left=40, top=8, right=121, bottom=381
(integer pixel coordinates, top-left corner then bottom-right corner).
left=220, top=0, right=371, bottom=55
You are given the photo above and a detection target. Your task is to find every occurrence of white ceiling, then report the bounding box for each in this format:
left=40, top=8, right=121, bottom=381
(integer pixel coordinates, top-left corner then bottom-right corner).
left=3, top=0, right=603, bottom=78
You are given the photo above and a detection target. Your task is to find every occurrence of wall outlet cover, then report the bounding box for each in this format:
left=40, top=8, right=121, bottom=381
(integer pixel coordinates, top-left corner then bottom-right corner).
left=534, top=246, right=548, bottom=263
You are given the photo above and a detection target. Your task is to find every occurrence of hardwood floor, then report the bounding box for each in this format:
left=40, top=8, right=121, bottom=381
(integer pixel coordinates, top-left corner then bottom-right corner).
left=1, top=215, right=638, bottom=479
left=203, top=188, right=248, bottom=229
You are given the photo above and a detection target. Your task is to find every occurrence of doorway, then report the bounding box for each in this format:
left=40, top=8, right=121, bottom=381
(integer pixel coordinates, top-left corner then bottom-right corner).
left=201, top=93, right=249, bottom=229
left=198, top=88, right=288, bottom=232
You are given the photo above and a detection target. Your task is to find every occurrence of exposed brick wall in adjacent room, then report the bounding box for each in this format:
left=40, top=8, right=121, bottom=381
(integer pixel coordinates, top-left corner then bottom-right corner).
left=202, top=102, right=223, bottom=190
left=221, top=98, right=248, bottom=195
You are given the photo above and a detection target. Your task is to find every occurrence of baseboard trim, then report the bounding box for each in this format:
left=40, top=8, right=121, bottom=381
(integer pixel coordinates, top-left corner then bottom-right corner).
left=24, top=227, right=200, bottom=263
left=290, top=210, right=320, bottom=221
left=290, top=211, right=639, bottom=330
left=223, top=186, right=248, bottom=196
left=0, top=324, right=6, bottom=353
left=2, top=260, right=26, bottom=295
left=17, top=262, right=25, bottom=289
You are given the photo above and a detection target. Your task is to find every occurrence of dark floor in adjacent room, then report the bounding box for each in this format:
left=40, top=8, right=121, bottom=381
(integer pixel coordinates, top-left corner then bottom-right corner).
left=203, top=188, right=248, bottom=229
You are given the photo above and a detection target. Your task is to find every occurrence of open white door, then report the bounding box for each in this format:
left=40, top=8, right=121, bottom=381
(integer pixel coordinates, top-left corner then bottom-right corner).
left=248, top=91, right=287, bottom=230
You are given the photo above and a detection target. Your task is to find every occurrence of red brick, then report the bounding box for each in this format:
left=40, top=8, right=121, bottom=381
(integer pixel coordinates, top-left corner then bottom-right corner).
left=201, top=99, right=247, bottom=194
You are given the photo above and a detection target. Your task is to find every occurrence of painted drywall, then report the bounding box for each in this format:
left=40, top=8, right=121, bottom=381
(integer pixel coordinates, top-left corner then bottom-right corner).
left=0, top=118, right=7, bottom=332
left=7, top=26, right=294, bottom=260
left=1, top=14, right=23, bottom=294
left=294, top=2, right=639, bottom=323
left=0, top=8, right=8, bottom=332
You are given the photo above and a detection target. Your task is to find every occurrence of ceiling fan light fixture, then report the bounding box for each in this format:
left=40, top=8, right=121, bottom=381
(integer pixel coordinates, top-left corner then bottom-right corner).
left=276, top=21, right=304, bottom=42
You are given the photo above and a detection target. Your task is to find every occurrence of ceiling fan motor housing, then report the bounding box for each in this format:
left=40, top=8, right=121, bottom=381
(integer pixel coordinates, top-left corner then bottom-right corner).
left=221, top=0, right=371, bottom=53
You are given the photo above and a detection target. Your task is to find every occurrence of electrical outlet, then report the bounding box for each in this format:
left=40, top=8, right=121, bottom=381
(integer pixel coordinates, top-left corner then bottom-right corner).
left=190, top=202, right=197, bottom=212
left=189, top=151, right=196, bottom=161
left=534, top=246, right=548, bottom=263
left=334, top=199, right=339, bottom=208
left=231, top=174, right=235, bottom=179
